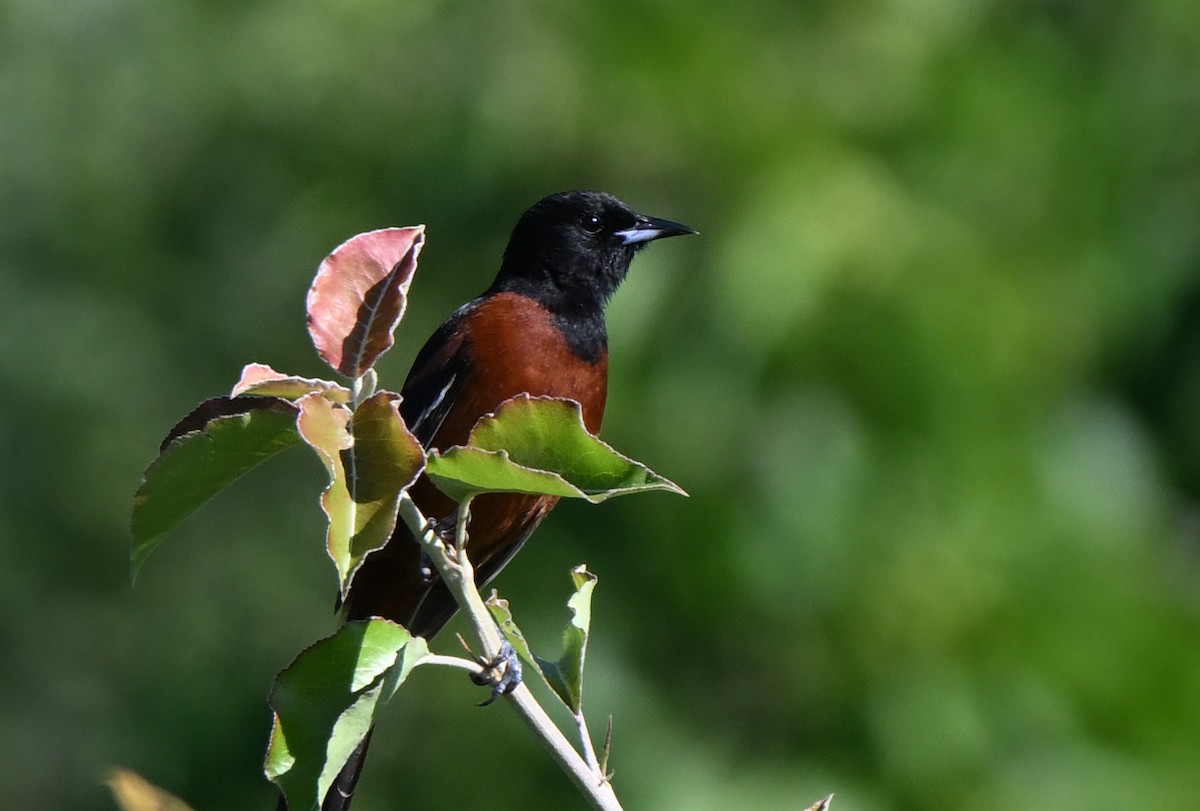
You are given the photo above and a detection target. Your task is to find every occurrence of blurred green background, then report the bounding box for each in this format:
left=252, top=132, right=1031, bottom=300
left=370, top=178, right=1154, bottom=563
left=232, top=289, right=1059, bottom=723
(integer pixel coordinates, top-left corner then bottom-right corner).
left=4, top=1, right=1200, bottom=809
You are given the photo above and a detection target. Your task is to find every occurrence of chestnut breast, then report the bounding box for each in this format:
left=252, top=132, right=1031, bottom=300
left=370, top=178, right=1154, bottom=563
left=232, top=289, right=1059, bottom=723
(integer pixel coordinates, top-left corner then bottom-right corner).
left=428, top=291, right=608, bottom=450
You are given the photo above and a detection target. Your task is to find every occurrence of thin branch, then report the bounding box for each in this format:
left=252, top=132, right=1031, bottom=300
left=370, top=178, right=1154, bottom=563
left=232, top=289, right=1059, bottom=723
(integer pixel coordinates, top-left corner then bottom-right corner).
left=350, top=368, right=377, bottom=408
left=576, top=712, right=601, bottom=773
left=505, top=683, right=619, bottom=807
left=419, top=653, right=485, bottom=675
left=395, top=492, right=623, bottom=811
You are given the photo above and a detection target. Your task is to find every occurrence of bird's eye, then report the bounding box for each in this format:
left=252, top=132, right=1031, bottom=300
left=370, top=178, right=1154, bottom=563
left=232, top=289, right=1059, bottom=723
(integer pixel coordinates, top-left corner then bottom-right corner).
left=581, top=214, right=603, bottom=234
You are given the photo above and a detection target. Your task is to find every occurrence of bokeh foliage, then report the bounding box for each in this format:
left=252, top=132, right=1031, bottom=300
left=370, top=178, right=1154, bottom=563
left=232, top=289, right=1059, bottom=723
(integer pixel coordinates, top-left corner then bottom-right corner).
left=3, top=1, right=1200, bottom=809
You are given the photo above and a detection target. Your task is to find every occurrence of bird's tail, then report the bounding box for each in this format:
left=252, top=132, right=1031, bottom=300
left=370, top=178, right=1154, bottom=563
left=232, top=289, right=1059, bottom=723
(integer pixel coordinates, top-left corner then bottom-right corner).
left=322, top=728, right=374, bottom=811
left=274, top=727, right=374, bottom=811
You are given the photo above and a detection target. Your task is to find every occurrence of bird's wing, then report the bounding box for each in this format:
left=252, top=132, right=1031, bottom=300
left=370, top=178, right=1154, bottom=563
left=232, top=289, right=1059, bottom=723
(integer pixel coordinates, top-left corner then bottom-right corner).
left=399, top=299, right=478, bottom=448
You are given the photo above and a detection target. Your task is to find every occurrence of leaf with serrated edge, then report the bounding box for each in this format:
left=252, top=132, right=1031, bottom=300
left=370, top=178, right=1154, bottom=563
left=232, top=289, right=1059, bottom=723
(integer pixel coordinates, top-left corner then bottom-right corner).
left=535, top=566, right=596, bottom=713
left=157, top=394, right=297, bottom=452
left=306, top=226, right=425, bottom=378
left=232, top=362, right=351, bottom=403
left=425, top=395, right=685, bottom=503
left=265, top=619, right=428, bottom=811
left=296, top=392, right=424, bottom=595
left=131, top=401, right=301, bottom=579
left=426, top=446, right=587, bottom=503
left=487, top=567, right=596, bottom=714
left=556, top=566, right=596, bottom=712
left=487, top=593, right=539, bottom=669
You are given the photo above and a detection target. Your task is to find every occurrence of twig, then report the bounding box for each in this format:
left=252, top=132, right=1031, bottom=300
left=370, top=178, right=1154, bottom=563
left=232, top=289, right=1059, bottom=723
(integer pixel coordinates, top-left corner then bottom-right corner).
left=418, top=653, right=485, bottom=675
left=396, top=493, right=623, bottom=811
left=576, top=712, right=601, bottom=773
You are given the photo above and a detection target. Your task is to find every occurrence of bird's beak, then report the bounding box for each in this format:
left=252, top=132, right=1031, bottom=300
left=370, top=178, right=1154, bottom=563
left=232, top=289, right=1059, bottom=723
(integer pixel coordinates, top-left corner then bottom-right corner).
left=615, top=214, right=698, bottom=246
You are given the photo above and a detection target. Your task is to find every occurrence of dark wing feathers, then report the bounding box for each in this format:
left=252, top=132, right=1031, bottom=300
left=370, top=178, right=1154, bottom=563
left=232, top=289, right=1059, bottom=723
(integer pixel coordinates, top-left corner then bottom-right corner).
left=399, top=300, right=477, bottom=448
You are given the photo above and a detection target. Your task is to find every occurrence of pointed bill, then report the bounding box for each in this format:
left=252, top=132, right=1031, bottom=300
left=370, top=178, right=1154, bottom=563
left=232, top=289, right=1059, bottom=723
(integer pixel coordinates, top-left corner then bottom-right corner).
left=614, top=214, right=696, bottom=246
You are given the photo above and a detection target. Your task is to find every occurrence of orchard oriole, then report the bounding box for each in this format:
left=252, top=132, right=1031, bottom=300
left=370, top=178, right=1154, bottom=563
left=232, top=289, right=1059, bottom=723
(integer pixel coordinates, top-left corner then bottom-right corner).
left=293, top=190, right=694, bottom=811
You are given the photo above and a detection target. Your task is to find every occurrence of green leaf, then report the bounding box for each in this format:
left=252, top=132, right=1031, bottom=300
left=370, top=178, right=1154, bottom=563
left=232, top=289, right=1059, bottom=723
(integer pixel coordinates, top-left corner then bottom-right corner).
left=265, top=619, right=428, bottom=811
left=296, top=392, right=425, bottom=596
left=486, top=592, right=539, bottom=671
left=426, top=446, right=585, bottom=503
left=540, top=566, right=596, bottom=713
left=231, top=362, right=352, bottom=403
left=487, top=565, right=597, bottom=714
left=131, top=398, right=302, bottom=579
left=425, top=395, right=685, bottom=503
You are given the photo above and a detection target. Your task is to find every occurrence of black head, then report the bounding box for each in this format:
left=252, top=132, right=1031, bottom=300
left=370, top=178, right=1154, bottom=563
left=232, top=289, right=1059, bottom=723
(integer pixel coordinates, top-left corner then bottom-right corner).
left=492, top=190, right=695, bottom=314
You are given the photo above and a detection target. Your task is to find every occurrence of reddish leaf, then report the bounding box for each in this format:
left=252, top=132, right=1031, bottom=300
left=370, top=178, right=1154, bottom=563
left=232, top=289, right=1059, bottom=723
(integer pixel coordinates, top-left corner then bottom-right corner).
left=159, top=395, right=297, bottom=452
left=306, top=227, right=425, bottom=378
left=295, top=391, right=426, bottom=594
left=231, top=362, right=352, bottom=403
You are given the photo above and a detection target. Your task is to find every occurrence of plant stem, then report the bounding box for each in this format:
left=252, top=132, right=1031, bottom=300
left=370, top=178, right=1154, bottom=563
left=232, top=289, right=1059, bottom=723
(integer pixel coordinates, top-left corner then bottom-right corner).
left=350, top=368, right=378, bottom=408
left=576, top=712, right=601, bottom=773
left=419, top=653, right=485, bottom=674
left=395, top=492, right=623, bottom=811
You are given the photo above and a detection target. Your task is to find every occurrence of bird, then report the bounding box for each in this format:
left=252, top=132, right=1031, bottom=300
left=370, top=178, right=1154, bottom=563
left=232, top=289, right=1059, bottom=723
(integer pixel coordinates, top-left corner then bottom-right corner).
left=287, top=190, right=695, bottom=811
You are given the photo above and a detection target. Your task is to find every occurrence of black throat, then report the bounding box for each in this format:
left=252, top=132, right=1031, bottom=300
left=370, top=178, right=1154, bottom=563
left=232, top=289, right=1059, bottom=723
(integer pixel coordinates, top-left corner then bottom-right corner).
left=550, top=307, right=607, bottom=364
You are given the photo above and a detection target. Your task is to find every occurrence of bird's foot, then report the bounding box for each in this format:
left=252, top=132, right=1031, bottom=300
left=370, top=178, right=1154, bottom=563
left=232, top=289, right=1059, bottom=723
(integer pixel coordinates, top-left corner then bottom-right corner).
left=423, top=514, right=458, bottom=544
left=416, top=547, right=436, bottom=585
left=470, top=641, right=523, bottom=706
left=417, top=515, right=458, bottom=584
